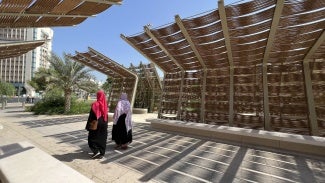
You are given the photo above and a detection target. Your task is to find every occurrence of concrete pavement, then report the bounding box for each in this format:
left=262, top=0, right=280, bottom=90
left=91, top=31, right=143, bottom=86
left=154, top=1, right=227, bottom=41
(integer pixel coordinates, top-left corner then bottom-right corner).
left=0, top=103, right=324, bottom=183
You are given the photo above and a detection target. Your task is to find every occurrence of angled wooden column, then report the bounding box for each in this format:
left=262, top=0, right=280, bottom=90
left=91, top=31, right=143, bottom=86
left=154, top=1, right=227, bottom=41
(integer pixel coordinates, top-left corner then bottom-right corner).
left=152, top=64, right=163, bottom=91
left=140, top=64, right=154, bottom=112
left=218, top=0, right=234, bottom=126
left=144, top=26, right=185, bottom=119
left=302, top=31, right=324, bottom=136
left=121, top=34, right=165, bottom=113
left=131, top=76, right=139, bottom=111
left=108, top=78, right=115, bottom=106
left=175, top=15, right=207, bottom=123
left=261, top=0, right=284, bottom=130
left=158, top=75, right=167, bottom=118
left=278, top=62, right=285, bottom=126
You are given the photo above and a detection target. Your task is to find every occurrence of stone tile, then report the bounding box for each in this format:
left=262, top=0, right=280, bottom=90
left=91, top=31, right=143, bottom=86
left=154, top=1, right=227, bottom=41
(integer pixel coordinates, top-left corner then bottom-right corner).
left=1, top=103, right=325, bottom=183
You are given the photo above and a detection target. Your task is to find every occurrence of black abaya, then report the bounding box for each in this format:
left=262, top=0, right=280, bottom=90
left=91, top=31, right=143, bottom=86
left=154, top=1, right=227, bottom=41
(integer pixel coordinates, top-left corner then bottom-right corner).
left=86, top=109, right=108, bottom=155
left=112, top=113, right=132, bottom=145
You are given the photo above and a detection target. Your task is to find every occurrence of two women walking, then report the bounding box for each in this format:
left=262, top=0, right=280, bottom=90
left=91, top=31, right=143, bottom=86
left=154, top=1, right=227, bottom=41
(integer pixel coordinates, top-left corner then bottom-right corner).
left=86, top=91, right=133, bottom=159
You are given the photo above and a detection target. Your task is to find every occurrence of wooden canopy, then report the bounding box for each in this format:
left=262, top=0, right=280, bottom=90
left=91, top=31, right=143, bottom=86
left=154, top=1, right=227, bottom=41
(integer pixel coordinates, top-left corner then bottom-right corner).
left=0, top=40, right=46, bottom=59
left=70, top=47, right=138, bottom=110
left=129, top=62, right=162, bottom=112
left=122, top=0, right=325, bottom=136
left=0, top=0, right=122, bottom=28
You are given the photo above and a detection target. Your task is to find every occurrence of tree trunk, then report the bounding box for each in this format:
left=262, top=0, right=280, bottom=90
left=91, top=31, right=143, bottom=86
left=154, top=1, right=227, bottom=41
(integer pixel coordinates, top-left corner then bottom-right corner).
left=64, top=91, right=72, bottom=114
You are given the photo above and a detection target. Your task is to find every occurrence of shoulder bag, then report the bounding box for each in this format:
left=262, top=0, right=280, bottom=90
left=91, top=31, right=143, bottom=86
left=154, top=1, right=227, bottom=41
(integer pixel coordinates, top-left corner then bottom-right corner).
left=89, top=120, right=98, bottom=130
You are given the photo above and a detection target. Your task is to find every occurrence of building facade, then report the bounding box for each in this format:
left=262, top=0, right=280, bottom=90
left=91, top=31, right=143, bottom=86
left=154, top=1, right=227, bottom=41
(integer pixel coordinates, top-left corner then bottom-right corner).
left=0, top=28, right=53, bottom=96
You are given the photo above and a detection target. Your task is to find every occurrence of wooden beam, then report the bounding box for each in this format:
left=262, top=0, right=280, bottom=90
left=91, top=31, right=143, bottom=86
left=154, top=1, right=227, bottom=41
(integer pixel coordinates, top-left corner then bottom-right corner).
left=302, top=30, right=324, bottom=136
left=261, top=0, right=284, bottom=130
left=150, top=64, right=163, bottom=91
left=121, top=33, right=166, bottom=78
left=0, top=0, right=121, bottom=18
left=144, top=26, right=185, bottom=119
left=70, top=52, right=113, bottom=76
left=141, top=64, right=153, bottom=89
left=83, top=0, right=122, bottom=5
left=304, top=31, right=325, bottom=59
left=88, top=47, right=137, bottom=78
left=0, top=12, right=92, bottom=18
left=175, top=14, right=207, bottom=123
left=131, top=74, right=139, bottom=111
left=0, top=40, right=46, bottom=47
left=175, top=15, right=206, bottom=69
left=158, top=76, right=167, bottom=119
left=218, top=0, right=234, bottom=126
left=140, top=64, right=155, bottom=112
left=144, top=26, right=184, bottom=71
left=122, top=33, right=164, bottom=114
left=278, top=63, right=285, bottom=126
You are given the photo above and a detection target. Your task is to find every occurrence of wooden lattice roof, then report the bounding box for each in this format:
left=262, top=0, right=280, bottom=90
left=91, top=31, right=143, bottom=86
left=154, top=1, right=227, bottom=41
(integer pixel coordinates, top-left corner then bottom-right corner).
left=0, top=0, right=122, bottom=28
left=70, top=47, right=137, bottom=79
left=70, top=46, right=138, bottom=109
left=0, top=40, right=46, bottom=59
left=121, top=0, right=325, bottom=136
left=136, top=63, right=162, bottom=91
left=122, top=0, right=325, bottom=73
left=129, top=62, right=162, bottom=112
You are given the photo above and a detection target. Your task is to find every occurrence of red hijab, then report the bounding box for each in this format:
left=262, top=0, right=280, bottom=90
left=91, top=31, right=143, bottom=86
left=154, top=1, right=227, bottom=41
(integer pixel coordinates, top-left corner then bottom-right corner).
left=91, top=90, right=108, bottom=122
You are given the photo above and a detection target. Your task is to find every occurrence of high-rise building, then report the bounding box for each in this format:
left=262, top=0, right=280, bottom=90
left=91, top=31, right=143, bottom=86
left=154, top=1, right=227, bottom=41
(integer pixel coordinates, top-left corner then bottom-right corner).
left=0, top=28, right=53, bottom=96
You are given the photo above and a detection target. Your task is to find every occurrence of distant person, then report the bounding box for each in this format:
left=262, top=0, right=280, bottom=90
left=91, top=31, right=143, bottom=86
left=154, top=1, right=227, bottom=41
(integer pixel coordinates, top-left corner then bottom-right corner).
left=85, top=90, right=108, bottom=159
left=26, top=95, right=30, bottom=103
left=112, top=93, right=133, bottom=150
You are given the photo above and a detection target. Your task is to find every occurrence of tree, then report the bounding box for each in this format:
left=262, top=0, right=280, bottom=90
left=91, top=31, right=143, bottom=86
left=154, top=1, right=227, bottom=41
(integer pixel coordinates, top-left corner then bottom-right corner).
left=28, top=67, right=51, bottom=92
left=0, top=81, right=15, bottom=102
left=44, top=52, right=99, bottom=113
left=101, top=77, right=113, bottom=94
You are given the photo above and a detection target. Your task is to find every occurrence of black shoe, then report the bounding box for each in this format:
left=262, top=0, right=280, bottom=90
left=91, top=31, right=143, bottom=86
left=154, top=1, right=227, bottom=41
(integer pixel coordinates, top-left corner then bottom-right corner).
left=96, top=154, right=104, bottom=159
left=90, top=152, right=100, bottom=159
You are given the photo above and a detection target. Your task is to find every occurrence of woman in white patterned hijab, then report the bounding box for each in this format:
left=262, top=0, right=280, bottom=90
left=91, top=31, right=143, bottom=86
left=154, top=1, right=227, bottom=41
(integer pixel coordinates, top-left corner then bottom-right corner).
left=112, top=93, right=133, bottom=150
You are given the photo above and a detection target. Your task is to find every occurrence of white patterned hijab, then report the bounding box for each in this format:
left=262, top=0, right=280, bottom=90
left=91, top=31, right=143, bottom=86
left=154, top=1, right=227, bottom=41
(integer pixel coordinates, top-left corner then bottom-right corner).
left=113, top=93, right=132, bottom=132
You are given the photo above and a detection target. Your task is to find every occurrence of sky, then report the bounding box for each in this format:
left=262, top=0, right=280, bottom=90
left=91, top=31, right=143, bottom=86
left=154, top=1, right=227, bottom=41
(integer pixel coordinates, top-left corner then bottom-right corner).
left=52, top=0, right=240, bottom=82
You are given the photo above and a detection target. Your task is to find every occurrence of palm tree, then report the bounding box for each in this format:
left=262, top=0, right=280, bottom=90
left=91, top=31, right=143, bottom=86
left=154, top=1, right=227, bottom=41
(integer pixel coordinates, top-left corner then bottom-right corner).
left=45, top=52, right=98, bottom=113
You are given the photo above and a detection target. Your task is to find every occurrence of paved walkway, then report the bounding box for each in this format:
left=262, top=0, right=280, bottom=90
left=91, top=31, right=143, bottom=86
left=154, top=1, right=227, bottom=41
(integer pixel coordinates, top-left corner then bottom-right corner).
left=0, top=103, right=324, bottom=183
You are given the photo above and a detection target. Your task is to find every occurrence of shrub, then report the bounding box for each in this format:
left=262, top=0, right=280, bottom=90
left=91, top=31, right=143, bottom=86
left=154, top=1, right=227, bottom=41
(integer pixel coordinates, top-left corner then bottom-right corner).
left=68, top=99, right=92, bottom=114
left=30, top=89, right=92, bottom=115
left=30, top=89, right=64, bottom=114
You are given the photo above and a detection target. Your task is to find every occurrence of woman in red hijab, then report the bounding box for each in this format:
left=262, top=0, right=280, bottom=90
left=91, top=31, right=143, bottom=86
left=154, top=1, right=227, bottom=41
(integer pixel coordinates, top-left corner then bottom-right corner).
left=86, top=90, right=108, bottom=159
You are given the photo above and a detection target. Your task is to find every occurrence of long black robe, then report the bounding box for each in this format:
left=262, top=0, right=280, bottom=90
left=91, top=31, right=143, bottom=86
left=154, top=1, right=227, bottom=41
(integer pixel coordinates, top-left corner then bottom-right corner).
left=85, top=109, right=108, bottom=155
left=112, top=113, right=132, bottom=145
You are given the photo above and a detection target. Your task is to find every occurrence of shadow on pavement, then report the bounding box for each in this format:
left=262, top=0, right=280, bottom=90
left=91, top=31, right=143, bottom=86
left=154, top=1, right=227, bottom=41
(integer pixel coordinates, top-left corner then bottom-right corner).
left=19, top=116, right=87, bottom=128
left=0, top=143, right=34, bottom=159
left=12, top=110, right=324, bottom=183
left=52, top=149, right=91, bottom=162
